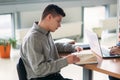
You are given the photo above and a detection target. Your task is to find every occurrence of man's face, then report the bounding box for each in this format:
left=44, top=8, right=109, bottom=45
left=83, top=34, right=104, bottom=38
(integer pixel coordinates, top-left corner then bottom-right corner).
left=48, top=14, right=62, bottom=32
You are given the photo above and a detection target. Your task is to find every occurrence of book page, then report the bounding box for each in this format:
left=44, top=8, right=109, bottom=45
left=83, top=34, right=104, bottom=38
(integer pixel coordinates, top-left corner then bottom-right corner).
left=73, top=51, right=98, bottom=65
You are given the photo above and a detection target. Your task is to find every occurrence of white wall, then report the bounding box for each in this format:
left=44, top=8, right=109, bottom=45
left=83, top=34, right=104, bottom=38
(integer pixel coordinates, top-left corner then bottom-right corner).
left=20, top=11, right=42, bottom=28
left=51, top=22, right=82, bottom=39
left=110, top=4, right=117, bottom=17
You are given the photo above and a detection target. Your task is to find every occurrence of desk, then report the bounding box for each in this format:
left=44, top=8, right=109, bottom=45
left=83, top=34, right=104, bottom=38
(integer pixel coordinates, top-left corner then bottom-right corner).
left=82, top=57, right=120, bottom=80
left=60, top=51, right=120, bottom=80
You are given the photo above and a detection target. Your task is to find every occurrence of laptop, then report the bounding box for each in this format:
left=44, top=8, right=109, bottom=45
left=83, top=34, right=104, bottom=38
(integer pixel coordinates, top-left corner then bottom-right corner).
left=85, top=29, right=120, bottom=59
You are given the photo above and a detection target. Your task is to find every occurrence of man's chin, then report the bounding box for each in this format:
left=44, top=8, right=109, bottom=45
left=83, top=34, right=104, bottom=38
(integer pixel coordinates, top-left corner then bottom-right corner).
left=53, top=30, right=56, bottom=32
left=51, top=30, right=55, bottom=32
left=52, top=29, right=57, bottom=32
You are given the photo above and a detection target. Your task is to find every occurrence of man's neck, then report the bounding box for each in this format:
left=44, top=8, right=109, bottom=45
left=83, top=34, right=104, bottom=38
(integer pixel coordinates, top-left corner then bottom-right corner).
left=38, top=21, right=49, bottom=31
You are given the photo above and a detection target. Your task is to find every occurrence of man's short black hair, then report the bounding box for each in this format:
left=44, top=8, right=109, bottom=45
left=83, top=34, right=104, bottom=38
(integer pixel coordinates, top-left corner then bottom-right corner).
left=42, top=4, right=65, bottom=20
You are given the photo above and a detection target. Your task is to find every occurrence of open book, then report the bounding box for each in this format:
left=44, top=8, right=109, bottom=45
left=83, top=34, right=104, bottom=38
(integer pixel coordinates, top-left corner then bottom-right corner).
left=73, top=50, right=98, bottom=65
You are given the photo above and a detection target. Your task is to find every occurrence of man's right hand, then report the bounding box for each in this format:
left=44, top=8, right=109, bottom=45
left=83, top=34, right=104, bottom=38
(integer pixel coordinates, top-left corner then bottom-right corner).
left=65, top=54, right=80, bottom=64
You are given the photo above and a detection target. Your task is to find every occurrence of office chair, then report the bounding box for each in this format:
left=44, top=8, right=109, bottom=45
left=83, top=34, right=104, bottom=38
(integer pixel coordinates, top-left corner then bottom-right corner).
left=17, top=58, right=27, bottom=80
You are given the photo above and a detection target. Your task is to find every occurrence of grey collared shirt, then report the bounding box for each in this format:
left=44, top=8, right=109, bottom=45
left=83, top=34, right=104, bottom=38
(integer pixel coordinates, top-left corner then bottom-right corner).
left=20, top=22, right=75, bottom=79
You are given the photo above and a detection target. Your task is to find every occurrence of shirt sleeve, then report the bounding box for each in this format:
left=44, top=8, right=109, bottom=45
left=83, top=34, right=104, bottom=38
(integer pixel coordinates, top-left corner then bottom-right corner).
left=116, top=42, right=120, bottom=46
left=55, top=42, right=75, bottom=53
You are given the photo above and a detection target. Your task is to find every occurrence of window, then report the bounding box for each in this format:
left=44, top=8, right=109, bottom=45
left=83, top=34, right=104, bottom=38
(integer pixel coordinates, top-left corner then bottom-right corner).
left=84, top=6, right=106, bottom=30
left=0, top=14, right=13, bottom=39
left=83, top=6, right=106, bottom=42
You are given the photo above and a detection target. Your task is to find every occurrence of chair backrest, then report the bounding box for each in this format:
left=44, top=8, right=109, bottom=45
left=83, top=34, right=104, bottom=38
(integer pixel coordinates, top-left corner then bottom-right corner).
left=17, top=58, right=27, bottom=80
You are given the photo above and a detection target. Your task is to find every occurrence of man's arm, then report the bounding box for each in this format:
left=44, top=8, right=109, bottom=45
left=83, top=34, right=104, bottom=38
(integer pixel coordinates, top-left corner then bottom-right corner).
left=55, top=43, right=75, bottom=53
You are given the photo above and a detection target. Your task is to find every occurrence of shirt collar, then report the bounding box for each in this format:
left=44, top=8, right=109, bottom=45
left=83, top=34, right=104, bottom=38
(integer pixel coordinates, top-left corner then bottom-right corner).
left=33, top=22, right=49, bottom=36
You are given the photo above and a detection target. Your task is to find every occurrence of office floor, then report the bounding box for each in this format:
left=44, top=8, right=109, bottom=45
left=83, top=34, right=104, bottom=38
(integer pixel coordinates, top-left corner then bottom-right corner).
left=0, top=49, right=109, bottom=80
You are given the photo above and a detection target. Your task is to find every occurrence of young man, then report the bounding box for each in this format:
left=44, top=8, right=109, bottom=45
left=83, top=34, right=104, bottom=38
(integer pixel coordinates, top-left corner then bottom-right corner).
left=19, top=4, right=82, bottom=80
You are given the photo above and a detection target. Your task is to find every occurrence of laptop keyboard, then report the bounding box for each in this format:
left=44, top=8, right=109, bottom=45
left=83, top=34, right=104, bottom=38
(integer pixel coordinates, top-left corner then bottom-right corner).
left=101, top=48, right=109, bottom=55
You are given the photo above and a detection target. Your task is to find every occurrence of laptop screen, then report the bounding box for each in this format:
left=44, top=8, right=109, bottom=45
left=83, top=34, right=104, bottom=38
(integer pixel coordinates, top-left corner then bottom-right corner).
left=85, top=29, right=103, bottom=57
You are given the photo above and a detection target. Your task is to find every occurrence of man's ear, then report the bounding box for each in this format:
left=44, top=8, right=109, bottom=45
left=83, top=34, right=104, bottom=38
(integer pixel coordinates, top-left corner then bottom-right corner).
left=46, top=14, right=52, bottom=21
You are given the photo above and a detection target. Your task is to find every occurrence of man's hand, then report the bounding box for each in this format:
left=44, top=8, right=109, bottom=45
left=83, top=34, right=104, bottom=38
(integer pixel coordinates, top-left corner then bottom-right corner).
left=110, top=46, right=120, bottom=54
left=65, top=54, right=80, bottom=64
left=74, top=46, right=83, bottom=52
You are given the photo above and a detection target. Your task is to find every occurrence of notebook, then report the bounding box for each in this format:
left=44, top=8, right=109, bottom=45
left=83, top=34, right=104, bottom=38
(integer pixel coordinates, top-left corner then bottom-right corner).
left=85, top=29, right=120, bottom=59
left=74, top=50, right=98, bottom=65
